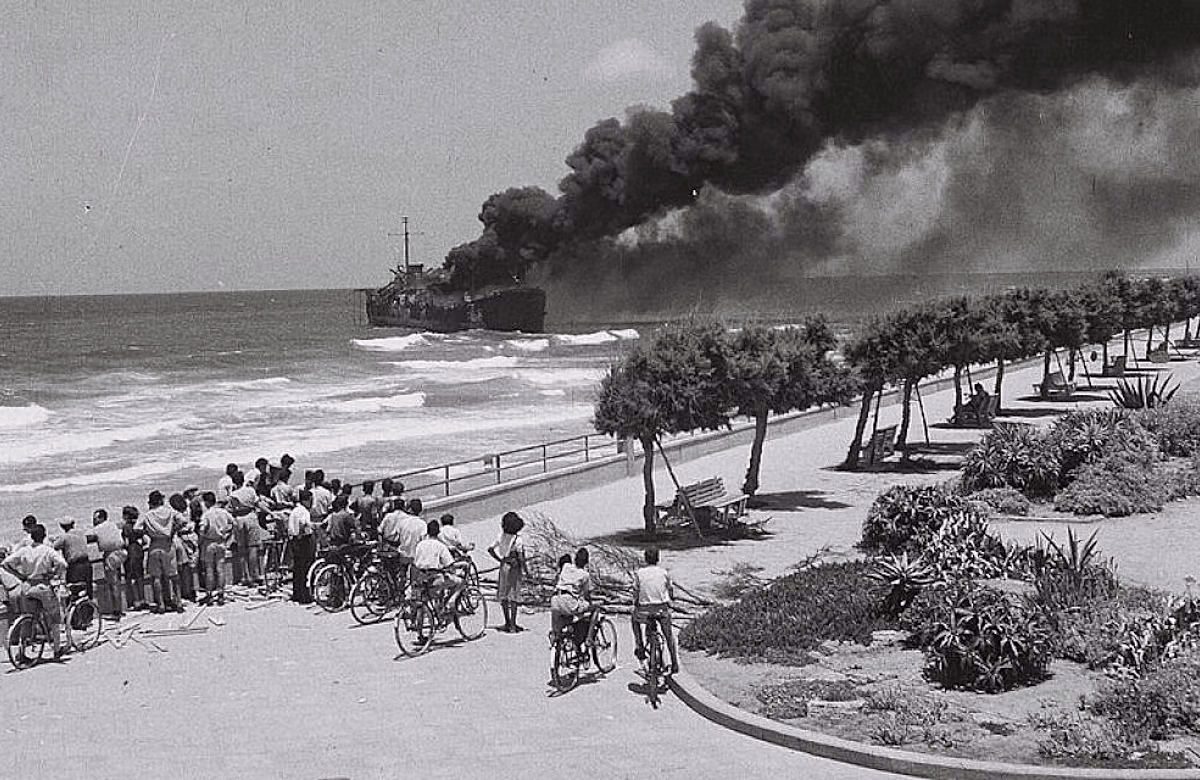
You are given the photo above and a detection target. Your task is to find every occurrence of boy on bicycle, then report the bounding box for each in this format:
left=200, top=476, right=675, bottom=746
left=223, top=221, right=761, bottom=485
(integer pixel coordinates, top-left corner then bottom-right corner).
left=631, top=546, right=679, bottom=675
left=550, top=547, right=594, bottom=657
left=2, top=524, right=69, bottom=657
left=412, top=519, right=464, bottom=608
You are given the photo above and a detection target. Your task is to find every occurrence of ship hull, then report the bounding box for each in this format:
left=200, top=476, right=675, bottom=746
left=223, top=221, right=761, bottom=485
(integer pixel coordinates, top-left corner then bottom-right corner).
left=365, top=285, right=546, bottom=333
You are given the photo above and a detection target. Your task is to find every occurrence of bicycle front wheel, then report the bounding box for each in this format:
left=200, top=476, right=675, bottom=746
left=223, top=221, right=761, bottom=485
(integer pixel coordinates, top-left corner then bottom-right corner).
left=312, top=565, right=347, bottom=612
left=591, top=617, right=618, bottom=673
left=67, top=599, right=103, bottom=652
left=394, top=600, right=435, bottom=657
left=7, top=615, right=45, bottom=670
left=453, top=586, right=487, bottom=641
left=550, top=639, right=580, bottom=692
left=349, top=569, right=392, bottom=625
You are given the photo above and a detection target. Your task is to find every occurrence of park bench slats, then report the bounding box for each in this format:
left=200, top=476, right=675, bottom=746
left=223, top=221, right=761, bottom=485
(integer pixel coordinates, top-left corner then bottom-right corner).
left=950, top=395, right=999, bottom=428
left=655, top=476, right=767, bottom=532
left=860, top=424, right=897, bottom=468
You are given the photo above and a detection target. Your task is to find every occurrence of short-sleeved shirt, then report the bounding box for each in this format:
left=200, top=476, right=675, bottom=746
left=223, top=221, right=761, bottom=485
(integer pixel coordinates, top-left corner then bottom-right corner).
left=4, top=543, right=67, bottom=583
left=397, top=515, right=427, bottom=559
left=288, top=505, right=313, bottom=538
left=555, top=563, right=591, bottom=599
left=93, top=520, right=125, bottom=554
left=310, top=486, right=334, bottom=521
left=199, top=506, right=234, bottom=543
left=633, top=565, right=672, bottom=606
left=413, top=538, right=453, bottom=571
left=217, top=475, right=235, bottom=504
left=326, top=510, right=357, bottom=546
left=53, top=529, right=91, bottom=564
left=140, top=506, right=183, bottom=553
left=440, top=524, right=467, bottom=552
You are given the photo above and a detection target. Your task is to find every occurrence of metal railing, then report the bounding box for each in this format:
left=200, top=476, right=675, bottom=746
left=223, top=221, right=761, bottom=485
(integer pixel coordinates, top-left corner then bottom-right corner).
left=378, top=433, right=623, bottom=499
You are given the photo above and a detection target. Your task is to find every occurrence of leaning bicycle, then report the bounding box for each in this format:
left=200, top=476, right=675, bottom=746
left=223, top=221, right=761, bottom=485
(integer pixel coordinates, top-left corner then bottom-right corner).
left=394, top=564, right=487, bottom=657
left=7, top=582, right=102, bottom=669
left=348, top=547, right=410, bottom=624
left=549, top=603, right=618, bottom=693
left=311, top=542, right=374, bottom=612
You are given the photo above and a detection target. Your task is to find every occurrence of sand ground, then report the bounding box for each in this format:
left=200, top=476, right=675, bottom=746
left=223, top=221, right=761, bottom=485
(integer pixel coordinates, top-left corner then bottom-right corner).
left=6, top=348, right=1200, bottom=780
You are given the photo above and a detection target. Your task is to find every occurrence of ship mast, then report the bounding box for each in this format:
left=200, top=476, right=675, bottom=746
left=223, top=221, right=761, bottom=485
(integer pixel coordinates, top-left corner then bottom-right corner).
left=387, top=216, right=412, bottom=278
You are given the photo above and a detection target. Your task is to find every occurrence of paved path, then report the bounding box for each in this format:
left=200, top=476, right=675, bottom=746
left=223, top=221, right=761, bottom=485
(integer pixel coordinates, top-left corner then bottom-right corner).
left=9, top=348, right=1200, bottom=779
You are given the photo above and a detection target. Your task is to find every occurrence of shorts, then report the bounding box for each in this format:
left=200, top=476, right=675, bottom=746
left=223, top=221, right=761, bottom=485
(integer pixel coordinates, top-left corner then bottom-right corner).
left=146, top=547, right=178, bottom=578
left=104, top=549, right=128, bottom=574
left=19, top=583, right=61, bottom=623
left=235, top=517, right=262, bottom=550
left=201, top=542, right=228, bottom=569
left=634, top=603, right=672, bottom=632
left=550, top=593, right=590, bottom=633
left=125, top=544, right=145, bottom=581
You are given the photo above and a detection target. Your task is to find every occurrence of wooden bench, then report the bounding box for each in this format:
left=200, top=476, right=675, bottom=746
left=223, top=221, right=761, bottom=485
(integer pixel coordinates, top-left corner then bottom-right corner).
left=951, top=395, right=999, bottom=427
left=1032, top=371, right=1076, bottom=399
left=655, top=476, right=761, bottom=531
left=1148, top=346, right=1170, bottom=364
left=861, top=424, right=897, bottom=468
left=1101, top=355, right=1126, bottom=378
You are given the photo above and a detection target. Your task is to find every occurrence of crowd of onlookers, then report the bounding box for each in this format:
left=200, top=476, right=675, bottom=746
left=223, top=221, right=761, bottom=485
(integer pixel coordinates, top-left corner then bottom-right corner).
left=0, top=454, right=454, bottom=618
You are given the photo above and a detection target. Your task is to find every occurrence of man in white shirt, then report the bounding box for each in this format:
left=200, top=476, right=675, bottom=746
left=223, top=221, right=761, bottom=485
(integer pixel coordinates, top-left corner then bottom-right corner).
left=92, top=508, right=128, bottom=618
left=216, top=463, right=239, bottom=507
left=631, top=546, right=679, bottom=675
left=288, top=489, right=315, bottom=604
left=3, top=524, right=69, bottom=656
left=551, top=547, right=594, bottom=651
left=437, top=514, right=474, bottom=556
left=198, top=492, right=234, bottom=605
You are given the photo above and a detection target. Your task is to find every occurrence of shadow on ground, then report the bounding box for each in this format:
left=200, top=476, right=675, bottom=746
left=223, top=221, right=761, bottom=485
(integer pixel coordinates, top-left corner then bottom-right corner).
left=749, top=490, right=851, bottom=511
left=590, top=524, right=773, bottom=552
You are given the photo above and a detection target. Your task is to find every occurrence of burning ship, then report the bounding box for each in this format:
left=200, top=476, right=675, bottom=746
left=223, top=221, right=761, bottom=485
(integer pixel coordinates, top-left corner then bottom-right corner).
left=364, top=219, right=546, bottom=333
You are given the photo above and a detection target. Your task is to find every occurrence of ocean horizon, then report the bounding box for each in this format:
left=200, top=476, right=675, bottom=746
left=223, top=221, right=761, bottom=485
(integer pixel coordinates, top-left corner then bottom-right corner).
left=0, top=268, right=1171, bottom=540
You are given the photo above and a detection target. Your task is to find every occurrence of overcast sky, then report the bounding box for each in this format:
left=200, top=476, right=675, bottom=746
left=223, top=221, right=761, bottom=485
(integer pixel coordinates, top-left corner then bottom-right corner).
left=1, top=1, right=741, bottom=297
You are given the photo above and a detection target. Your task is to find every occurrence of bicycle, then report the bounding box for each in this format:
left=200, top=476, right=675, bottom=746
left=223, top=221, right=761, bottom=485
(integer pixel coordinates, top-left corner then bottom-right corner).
left=311, top=542, right=374, bottom=612
left=259, top=538, right=288, bottom=594
left=637, top=608, right=671, bottom=708
left=348, top=547, right=411, bottom=625
left=7, top=582, right=102, bottom=669
left=549, top=603, right=618, bottom=693
left=394, top=563, right=487, bottom=657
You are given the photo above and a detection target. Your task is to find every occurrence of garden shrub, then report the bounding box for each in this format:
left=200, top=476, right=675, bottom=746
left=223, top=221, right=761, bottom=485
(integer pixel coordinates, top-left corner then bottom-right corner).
left=1030, top=709, right=1148, bottom=766
left=960, top=423, right=1060, bottom=497
left=859, top=484, right=981, bottom=556
left=1089, top=648, right=1200, bottom=740
left=1046, top=408, right=1156, bottom=485
left=921, top=511, right=1010, bottom=581
left=917, top=581, right=1053, bottom=693
left=679, top=560, right=895, bottom=661
left=756, top=678, right=860, bottom=719
left=1053, top=450, right=1172, bottom=516
left=966, top=486, right=1031, bottom=516
left=1136, top=398, right=1200, bottom=456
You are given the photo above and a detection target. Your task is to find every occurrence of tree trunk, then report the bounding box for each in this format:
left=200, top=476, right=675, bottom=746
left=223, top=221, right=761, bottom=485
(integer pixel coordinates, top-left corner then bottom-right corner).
left=1067, top=348, right=1076, bottom=381
left=640, top=435, right=656, bottom=533
left=843, top=387, right=875, bottom=470
left=1102, top=341, right=1109, bottom=366
left=953, top=365, right=964, bottom=409
left=742, top=403, right=769, bottom=497
left=1146, top=325, right=1154, bottom=355
left=896, top=378, right=915, bottom=456
left=1041, top=350, right=1052, bottom=398
left=993, top=359, right=1005, bottom=410
left=1124, top=329, right=1130, bottom=359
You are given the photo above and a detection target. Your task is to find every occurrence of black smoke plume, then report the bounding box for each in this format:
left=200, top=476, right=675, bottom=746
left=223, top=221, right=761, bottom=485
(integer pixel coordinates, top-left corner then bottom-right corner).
left=443, top=0, right=1200, bottom=312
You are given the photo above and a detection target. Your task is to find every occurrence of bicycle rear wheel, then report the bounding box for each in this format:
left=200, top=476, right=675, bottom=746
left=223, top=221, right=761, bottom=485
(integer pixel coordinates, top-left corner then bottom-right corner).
left=7, top=615, right=45, bottom=670
left=453, top=586, right=487, bottom=640
left=67, top=599, right=103, bottom=652
left=591, top=617, right=618, bottom=673
left=646, top=630, right=663, bottom=708
left=394, top=600, right=435, bottom=657
left=312, top=564, right=347, bottom=612
left=550, top=638, right=580, bottom=692
left=349, top=569, right=392, bottom=625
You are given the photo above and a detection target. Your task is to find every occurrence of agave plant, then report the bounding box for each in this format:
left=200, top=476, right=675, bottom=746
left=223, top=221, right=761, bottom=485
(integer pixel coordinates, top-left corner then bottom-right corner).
left=1041, top=528, right=1101, bottom=586
left=1109, top=373, right=1179, bottom=409
left=865, top=552, right=939, bottom=615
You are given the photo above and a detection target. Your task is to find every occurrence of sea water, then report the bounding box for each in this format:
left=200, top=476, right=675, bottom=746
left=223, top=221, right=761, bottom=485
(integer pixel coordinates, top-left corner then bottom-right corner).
left=0, top=269, right=1130, bottom=541
left=0, top=289, right=644, bottom=540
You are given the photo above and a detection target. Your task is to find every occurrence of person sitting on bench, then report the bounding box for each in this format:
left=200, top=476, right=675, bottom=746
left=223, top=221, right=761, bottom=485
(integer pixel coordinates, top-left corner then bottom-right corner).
left=968, top=383, right=991, bottom=417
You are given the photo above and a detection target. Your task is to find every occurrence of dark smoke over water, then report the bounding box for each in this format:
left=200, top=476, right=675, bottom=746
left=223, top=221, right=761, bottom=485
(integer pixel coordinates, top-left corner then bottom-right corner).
left=447, top=0, right=1200, bottom=319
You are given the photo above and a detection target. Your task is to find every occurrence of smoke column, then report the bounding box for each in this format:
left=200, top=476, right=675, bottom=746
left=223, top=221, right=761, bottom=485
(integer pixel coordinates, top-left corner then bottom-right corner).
left=444, top=0, right=1200, bottom=318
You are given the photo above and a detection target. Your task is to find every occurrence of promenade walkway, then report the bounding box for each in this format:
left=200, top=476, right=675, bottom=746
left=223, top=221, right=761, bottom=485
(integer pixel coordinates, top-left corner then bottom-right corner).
left=8, top=350, right=1200, bottom=780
